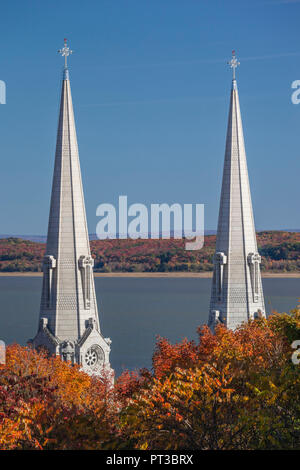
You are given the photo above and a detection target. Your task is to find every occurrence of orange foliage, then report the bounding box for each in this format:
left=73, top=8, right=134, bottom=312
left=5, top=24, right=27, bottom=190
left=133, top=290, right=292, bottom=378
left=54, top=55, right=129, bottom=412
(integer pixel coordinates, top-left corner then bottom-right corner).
left=153, top=337, right=199, bottom=379
left=0, top=344, right=116, bottom=450
left=120, top=310, right=300, bottom=450
left=1, top=308, right=300, bottom=450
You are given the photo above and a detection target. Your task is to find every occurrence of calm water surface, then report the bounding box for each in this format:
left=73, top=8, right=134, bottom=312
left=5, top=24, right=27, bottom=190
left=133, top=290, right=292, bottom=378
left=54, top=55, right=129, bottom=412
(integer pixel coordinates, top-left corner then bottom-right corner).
left=0, top=277, right=298, bottom=375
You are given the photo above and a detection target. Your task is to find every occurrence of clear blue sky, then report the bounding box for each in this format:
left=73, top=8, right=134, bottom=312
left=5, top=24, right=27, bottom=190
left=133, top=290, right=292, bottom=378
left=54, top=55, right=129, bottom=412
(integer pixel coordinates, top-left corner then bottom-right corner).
left=0, top=0, right=299, bottom=235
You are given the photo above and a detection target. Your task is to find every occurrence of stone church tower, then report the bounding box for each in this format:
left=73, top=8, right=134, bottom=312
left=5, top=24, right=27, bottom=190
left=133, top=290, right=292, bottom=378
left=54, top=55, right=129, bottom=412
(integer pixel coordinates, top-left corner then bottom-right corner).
left=31, top=40, right=113, bottom=378
left=209, top=52, right=265, bottom=330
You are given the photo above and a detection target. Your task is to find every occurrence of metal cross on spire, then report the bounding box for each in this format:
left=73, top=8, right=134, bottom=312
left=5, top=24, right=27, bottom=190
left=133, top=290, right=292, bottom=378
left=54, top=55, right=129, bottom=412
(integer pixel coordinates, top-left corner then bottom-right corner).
left=58, top=38, right=73, bottom=69
left=227, top=50, right=240, bottom=80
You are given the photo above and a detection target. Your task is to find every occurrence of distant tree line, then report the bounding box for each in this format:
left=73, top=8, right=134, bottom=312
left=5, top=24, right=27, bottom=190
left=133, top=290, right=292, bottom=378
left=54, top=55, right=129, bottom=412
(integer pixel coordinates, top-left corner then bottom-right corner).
left=0, top=232, right=299, bottom=273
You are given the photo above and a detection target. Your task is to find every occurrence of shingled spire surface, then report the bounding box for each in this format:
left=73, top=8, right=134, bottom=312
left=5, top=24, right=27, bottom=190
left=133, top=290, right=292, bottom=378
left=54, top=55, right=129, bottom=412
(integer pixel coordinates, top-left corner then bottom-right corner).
left=32, top=40, right=113, bottom=378
left=209, top=52, right=265, bottom=330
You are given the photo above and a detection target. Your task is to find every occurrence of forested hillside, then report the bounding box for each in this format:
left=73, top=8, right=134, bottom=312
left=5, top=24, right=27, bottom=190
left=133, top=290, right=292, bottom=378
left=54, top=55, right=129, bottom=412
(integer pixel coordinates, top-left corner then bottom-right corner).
left=0, top=231, right=299, bottom=273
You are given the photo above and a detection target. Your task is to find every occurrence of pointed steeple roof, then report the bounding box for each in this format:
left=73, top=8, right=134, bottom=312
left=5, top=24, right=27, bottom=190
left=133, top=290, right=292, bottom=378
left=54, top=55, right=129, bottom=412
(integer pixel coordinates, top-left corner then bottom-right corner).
left=209, top=52, right=265, bottom=330
left=32, top=40, right=112, bottom=378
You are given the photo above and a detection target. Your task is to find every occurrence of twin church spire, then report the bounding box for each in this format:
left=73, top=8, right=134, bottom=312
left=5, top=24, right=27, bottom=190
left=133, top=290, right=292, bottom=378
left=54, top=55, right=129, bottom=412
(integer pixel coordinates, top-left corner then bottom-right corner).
left=209, top=51, right=265, bottom=329
left=31, top=44, right=265, bottom=375
left=31, top=40, right=113, bottom=377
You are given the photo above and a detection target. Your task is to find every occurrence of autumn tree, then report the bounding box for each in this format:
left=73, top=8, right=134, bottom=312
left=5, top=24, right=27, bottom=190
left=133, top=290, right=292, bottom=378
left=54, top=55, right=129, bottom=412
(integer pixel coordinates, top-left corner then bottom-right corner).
left=118, top=308, right=300, bottom=450
left=1, top=306, right=300, bottom=450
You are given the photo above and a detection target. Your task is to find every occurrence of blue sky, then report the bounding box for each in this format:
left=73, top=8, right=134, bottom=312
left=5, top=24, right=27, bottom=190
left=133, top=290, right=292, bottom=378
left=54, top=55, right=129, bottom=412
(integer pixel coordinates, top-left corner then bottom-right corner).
left=0, top=0, right=299, bottom=234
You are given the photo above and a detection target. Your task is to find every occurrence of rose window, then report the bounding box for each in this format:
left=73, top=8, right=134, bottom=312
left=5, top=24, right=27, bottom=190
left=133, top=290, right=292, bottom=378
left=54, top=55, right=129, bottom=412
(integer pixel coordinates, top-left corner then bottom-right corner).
left=84, top=345, right=104, bottom=368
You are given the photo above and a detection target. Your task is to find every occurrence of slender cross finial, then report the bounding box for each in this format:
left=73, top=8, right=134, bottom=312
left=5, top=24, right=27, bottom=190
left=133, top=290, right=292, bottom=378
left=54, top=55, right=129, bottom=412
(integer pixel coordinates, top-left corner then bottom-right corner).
left=227, top=50, right=240, bottom=80
left=58, top=38, right=73, bottom=69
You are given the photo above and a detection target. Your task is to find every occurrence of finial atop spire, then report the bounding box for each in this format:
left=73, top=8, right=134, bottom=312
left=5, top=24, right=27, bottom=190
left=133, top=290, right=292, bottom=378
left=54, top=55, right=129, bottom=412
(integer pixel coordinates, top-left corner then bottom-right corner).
left=58, top=38, right=73, bottom=78
left=227, top=50, right=240, bottom=81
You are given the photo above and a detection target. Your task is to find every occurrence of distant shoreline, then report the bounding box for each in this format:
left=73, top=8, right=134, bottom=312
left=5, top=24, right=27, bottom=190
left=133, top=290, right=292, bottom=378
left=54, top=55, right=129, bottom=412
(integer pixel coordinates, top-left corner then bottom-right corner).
left=0, top=272, right=299, bottom=278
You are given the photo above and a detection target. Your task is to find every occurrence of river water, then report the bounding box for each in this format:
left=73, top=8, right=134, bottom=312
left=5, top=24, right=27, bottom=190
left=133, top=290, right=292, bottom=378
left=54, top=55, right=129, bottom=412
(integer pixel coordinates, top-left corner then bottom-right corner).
left=0, top=277, right=298, bottom=375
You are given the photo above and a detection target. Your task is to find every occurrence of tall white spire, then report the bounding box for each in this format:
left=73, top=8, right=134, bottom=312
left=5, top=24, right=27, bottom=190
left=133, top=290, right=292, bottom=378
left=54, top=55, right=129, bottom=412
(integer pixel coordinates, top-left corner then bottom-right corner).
left=209, top=51, right=265, bottom=330
left=31, top=40, right=113, bottom=378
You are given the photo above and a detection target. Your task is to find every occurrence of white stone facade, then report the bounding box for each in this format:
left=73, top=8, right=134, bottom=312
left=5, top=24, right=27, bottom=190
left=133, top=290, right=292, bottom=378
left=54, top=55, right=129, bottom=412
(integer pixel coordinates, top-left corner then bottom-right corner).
left=209, top=79, right=265, bottom=330
left=31, top=69, right=113, bottom=379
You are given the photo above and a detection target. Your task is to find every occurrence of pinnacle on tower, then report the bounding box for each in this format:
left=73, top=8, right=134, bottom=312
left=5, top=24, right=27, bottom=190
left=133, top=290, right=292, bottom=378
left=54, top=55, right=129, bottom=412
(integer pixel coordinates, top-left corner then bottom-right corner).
left=208, top=51, right=265, bottom=330
left=30, top=40, right=113, bottom=378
